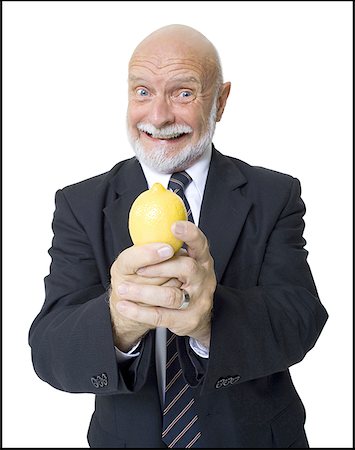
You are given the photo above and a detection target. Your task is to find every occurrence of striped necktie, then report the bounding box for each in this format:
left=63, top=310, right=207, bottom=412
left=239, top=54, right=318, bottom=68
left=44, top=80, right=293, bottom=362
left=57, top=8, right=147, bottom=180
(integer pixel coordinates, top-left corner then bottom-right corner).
left=168, top=171, right=194, bottom=224
left=162, top=172, right=201, bottom=448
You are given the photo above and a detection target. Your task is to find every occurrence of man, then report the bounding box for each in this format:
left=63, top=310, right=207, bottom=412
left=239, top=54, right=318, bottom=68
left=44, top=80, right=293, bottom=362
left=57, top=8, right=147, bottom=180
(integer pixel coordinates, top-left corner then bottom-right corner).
left=29, top=24, right=328, bottom=448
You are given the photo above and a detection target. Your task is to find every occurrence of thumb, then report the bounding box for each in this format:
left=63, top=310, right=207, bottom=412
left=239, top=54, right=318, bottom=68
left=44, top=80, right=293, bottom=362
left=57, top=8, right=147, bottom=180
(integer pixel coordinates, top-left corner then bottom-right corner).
left=171, top=221, right=210, bottom=264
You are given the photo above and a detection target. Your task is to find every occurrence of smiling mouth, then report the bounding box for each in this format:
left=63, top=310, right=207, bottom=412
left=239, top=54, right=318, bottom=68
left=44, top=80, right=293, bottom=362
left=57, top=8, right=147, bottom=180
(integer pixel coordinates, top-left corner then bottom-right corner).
left=143, top=131, right=188, bottom=141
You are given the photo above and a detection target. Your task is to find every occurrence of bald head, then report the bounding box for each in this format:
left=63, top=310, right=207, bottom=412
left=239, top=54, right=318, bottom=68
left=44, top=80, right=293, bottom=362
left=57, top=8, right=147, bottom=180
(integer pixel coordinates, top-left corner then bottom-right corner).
left=129, top=24, right=223, bottom=88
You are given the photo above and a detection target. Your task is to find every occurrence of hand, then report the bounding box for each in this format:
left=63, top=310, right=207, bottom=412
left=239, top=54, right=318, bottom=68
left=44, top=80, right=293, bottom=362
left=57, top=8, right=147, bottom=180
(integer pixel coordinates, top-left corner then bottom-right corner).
left=109, top=242, right=182, bottom=351
left=115, top=221, right=217, bottom=349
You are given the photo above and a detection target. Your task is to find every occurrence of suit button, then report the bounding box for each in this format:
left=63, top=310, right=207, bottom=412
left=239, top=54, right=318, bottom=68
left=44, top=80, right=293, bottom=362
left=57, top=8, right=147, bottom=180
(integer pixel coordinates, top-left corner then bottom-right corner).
left=231, top=375, right=240, bottom=384
left=98, top=373, right=108, bottom=387
left=91, top=377, right=99, bottom=388
left=215, top=378, right=224, bottom=389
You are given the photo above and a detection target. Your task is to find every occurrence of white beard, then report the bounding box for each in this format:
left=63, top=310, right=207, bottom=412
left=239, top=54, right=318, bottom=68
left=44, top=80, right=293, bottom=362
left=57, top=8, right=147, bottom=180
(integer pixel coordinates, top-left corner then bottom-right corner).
left=127, top=99, right=218, bottom=174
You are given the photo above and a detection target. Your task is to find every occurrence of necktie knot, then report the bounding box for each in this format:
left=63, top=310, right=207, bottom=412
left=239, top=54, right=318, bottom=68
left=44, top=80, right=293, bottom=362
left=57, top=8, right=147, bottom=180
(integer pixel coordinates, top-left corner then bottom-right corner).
left=169, top=171, right=192, bottom=193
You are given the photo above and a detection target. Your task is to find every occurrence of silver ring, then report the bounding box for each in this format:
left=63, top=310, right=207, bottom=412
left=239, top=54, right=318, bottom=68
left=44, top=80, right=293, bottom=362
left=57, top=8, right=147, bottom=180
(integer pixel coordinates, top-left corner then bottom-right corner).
left=178, top=290, right=190, bottom=310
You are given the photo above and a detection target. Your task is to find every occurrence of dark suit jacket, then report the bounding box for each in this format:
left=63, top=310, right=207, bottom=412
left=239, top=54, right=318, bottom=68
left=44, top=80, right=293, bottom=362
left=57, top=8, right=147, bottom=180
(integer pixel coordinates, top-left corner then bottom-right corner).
left=29, top=146, right=328, bottom=448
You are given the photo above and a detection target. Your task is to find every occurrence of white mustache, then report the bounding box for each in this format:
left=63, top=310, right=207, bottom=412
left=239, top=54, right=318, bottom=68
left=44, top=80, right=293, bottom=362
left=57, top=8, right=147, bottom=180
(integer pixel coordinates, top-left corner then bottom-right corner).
left=137, top=122, right=193, bottom=139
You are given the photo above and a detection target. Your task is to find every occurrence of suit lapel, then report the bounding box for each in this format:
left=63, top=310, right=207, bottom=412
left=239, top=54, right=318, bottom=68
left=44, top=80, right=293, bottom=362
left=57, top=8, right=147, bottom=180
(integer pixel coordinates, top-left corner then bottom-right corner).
left=103, top=158, right=148, bottom=257
left=199, top=148, right=252, bottom=282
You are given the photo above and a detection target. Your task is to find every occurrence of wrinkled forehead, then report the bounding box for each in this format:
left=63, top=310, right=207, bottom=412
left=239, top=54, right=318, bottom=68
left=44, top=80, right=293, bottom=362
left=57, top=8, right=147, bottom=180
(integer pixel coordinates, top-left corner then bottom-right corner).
left=128, top=52, right=219, bottom=90
left=130, top=54, right=212, bottom=74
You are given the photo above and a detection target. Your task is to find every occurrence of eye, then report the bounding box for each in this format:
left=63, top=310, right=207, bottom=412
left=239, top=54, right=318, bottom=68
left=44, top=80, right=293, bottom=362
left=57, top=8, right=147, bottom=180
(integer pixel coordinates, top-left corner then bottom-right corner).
left=174, top=90, right=194, bottom=103
left=179, top=91, right=192, bottom=98
left=136, top=88, right=149, bottom=97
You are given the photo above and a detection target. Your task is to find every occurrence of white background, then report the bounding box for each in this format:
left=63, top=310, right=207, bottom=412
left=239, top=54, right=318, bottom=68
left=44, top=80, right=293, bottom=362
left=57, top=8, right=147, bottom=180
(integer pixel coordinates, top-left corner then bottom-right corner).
left=2, top=1, right=353, bottom=448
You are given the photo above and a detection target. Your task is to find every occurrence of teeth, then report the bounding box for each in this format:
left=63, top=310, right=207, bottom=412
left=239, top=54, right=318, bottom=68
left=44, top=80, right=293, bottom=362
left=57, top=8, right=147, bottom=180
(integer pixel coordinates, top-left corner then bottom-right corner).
left=143, top=130, right=187, bottom=139
left=152, top=133, right=183, bottom=139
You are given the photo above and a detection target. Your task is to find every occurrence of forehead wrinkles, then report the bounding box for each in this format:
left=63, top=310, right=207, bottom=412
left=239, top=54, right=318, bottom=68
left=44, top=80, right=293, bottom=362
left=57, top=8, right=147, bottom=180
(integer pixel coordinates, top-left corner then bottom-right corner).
left=129, top=57, right=206, bottom=77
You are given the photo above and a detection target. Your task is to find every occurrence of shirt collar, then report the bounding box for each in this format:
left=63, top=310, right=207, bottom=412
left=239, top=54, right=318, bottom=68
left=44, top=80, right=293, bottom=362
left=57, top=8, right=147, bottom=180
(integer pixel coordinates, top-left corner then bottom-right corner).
left=139, top=143, right=212, bottom=197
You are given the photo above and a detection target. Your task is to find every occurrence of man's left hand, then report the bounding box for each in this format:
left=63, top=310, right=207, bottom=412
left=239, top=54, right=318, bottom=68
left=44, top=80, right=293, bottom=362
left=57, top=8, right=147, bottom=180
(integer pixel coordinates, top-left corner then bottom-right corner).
left=116, top=221, right=216, bottom=348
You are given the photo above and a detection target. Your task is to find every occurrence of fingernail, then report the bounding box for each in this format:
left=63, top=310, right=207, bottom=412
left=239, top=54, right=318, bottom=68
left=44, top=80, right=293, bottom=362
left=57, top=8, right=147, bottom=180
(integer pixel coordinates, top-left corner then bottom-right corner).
left=117, top=284, right=128, bottom=295
left=173, top=221, right=186, bottom=235
left=157, top=246, right=173, bottom=258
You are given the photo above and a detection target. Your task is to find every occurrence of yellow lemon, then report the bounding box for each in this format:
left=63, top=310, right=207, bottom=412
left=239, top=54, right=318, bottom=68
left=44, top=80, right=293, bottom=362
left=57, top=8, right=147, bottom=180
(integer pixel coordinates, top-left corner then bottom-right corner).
left=128, top=183, right=188, bottom=253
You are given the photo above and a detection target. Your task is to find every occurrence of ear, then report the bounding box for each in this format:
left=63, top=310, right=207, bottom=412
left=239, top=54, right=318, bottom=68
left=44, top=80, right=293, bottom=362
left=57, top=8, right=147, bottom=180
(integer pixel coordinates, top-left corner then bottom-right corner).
left=216, top=82, right=231, bottom=122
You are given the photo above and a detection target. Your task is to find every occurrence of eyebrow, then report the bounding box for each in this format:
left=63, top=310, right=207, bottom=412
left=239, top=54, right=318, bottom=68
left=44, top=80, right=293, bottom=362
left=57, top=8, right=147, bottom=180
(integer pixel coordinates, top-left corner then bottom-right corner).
left=128, top=75, right=148, bottom=84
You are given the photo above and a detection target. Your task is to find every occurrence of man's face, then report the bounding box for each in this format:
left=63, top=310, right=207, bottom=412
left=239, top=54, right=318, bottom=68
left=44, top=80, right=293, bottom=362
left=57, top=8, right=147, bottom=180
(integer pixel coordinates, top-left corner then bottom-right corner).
left=126, top=45, right=220, bottom=173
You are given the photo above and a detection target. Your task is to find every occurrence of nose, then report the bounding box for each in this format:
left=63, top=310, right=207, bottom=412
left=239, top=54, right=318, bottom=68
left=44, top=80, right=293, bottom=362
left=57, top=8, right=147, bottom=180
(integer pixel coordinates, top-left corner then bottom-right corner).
left=148, top=96, right=175, bottom=128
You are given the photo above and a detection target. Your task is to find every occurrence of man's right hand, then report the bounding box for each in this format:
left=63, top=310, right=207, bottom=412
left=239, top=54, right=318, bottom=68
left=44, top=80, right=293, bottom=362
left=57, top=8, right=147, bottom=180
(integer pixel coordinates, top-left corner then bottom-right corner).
left=109, top=243, right=181, bottom=352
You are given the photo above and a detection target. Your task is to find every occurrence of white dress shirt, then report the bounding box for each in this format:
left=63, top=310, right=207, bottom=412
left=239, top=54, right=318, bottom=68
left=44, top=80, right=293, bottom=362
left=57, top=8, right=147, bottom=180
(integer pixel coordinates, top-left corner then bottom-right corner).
left=115, top=144, right=212, bottom=401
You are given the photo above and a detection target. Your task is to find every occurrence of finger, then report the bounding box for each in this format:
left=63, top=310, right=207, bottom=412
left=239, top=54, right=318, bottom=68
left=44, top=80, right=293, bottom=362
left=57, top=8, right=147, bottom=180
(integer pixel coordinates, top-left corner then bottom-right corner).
left=117, top=283, right=184, bottom=309
left=113, top=243, right=174, bottom=275
left=136, top=254, right=196, bottom=283
left=116, top=300, right=187, bottom=330
left=161, top=278, right=183, bottom=288
left=171, top=221, right=211, bottom=264
left=127, top=273, right=173, bottom=287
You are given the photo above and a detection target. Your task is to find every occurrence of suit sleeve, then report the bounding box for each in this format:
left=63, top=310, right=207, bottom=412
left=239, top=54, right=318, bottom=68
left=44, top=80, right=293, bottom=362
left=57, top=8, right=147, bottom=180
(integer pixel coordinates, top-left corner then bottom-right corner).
left=28, top=189, right=152, bottom=394
left=201, top=178, right=328, bottom=393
